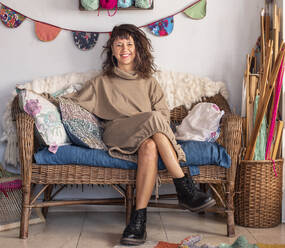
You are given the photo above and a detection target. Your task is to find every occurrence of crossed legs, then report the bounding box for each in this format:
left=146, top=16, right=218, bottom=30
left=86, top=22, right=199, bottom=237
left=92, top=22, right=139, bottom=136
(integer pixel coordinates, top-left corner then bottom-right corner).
left=135, top=133, right=184, bottom=209
left=121, top=133, right=215, bottom=245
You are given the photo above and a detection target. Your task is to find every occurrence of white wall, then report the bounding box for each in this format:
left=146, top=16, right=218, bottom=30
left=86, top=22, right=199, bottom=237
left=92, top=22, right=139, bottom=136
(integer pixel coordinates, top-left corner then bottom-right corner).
left=0, top=0, right=264, bottom=199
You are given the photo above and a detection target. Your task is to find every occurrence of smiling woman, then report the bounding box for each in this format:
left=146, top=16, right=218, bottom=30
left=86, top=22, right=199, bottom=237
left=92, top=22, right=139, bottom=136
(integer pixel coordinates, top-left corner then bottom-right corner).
left=64, top=24, right=216, bottom=246
left=102, top=24, right=156, bottom=79
left=112, top=36, right=136, bottom=72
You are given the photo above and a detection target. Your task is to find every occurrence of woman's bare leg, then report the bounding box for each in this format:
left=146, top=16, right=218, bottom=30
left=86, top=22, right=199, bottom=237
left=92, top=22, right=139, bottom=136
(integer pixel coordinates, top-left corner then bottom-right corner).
left=152, top=132, right=216, bottom=212
left=136, top=138, right=158, bottom=210
left=151, top=133, right=184, bottom=178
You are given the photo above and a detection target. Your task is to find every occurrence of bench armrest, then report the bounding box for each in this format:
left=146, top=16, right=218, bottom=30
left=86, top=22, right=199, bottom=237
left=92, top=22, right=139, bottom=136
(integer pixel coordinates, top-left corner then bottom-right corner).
left=12, top=96, right=34, bottom=182
left=222, top=114, right=242, bottom=183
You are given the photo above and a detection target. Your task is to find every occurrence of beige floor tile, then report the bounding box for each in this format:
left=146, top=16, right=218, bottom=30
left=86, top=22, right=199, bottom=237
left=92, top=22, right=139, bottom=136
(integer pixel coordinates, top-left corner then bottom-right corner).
left=246, top=224, right=285, bottom=244
left=0, top=212, right=84, bottom=248
left=114, top=241, right=159, bottom=248
left=76, top=212, right=124, bottom=248
left=76, top=211, right=167, bottom=248
left=145, top=212, right=167, bottom=242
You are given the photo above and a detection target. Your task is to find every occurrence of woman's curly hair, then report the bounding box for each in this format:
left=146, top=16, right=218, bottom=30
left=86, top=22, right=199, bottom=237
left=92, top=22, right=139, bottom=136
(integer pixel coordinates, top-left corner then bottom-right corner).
left=102, top=24, right=156, bottom=79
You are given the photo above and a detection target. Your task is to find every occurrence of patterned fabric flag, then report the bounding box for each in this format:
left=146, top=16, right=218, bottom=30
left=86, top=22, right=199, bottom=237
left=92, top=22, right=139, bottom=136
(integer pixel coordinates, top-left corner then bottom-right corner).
left=35, top=21, right=61, bottom=42
left=148, top=16, right=174, bottom=37
left=72, top=31, right=99, bottom=50
left=184, top=0, right=207, bottom=20
left=0, top=5, right=26, bottom=28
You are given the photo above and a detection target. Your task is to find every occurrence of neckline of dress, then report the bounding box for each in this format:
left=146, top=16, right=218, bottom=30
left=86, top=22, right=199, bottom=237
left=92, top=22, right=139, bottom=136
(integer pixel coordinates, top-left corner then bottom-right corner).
left=113, top=67, right=138, bottom=80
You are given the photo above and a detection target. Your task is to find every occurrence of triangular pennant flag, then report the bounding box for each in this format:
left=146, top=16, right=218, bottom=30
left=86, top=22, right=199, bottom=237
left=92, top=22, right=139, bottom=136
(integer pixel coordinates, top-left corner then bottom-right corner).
left=184, top=0, right=206, bottom=20
left=72, top=32, right=99, bottom=50
left=148, top=16, right=174, bottom=37
left=35, top=21, right=61, bottom=42
left=0, top=5, right=26, bottom=28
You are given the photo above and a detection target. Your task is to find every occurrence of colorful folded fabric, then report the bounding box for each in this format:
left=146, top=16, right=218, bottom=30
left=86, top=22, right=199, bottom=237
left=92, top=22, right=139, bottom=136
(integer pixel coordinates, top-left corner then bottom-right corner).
left=135, top=0, right=152, bottom=9
left=0, top=179, right=22, bottom=197
left=81, top=0, right=99, bottom=10
left=118, top=0, right=134, bottom=8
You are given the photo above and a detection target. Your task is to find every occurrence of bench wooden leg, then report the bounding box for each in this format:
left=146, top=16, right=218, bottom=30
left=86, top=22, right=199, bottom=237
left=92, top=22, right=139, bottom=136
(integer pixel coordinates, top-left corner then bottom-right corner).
left=125, top=184, right=134, bottom=225
left=226, top=183, right=235, bottom=237
left=20, top=185, right=31, bottom=239
left=42, top=185, right=53, bottom=218
left=227, top=210, right=235, bottom=237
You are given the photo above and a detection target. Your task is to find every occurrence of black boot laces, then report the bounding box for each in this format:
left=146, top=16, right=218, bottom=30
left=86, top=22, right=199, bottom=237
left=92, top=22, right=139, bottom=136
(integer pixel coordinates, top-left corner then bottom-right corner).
left=184, top=177, right=197, bottom=196
left=124, top=210, right=146, bottom=235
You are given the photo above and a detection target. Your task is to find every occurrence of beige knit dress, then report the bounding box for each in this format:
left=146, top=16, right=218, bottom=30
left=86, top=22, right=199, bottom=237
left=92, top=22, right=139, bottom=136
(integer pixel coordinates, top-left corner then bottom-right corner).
left=66, top=67, right=185, bottom=163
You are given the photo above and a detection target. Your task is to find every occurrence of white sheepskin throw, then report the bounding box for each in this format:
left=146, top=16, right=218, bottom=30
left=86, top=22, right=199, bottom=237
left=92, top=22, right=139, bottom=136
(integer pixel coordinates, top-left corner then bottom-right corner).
left=1, top=69, right=228, bottom=169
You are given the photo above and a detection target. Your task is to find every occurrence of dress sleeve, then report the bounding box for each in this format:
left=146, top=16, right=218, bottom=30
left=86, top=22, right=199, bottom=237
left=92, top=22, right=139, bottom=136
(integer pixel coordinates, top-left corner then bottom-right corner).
left=149, top=78, right=170, bottom=123
left=63, top=79, right=96, bottom=114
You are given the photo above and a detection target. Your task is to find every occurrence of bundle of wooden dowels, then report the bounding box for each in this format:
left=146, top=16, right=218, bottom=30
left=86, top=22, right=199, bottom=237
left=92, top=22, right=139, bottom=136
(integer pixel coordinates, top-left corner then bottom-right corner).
left=243, top=2, right=284, bottom=161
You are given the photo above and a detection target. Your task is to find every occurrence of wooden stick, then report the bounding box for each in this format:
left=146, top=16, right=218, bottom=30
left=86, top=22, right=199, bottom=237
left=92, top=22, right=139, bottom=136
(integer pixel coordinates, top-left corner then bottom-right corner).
left=245, top=55, right=251, bottom=146
left=260, top=40, right=273, bottom=99
left=244, top=42, right=285, bottom=160
left=247, top=74, right=258, bottom=144
left=273, top=4, right=280, bottom=63
left=260, top=9, right=266, bottom=68
left=249, top=74, right=258, bottom=104
left=268, top=6, right=281, bottom=126
left=250, top=48, right=256, bottom=73
left=272, top=121, right=284, bottom=159
left=265, top=11, right=270, bottom=44
left=265, top=55, right=284, bottom=159
left=269, top=17, right=281, bottom=132
left=242, top=117, right=247, bottom=148
left=245, top=45, right=285, bottom=159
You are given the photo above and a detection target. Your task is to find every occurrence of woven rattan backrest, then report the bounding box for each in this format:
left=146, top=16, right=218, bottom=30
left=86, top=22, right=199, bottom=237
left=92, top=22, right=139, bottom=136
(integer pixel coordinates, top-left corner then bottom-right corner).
left=12, top=93, right=230, bottom=151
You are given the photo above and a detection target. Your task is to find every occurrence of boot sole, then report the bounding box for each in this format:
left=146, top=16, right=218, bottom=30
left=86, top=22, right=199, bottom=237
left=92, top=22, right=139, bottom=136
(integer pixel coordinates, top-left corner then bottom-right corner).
left=120, top=232, right=147, bottom=246
left=180, top=198, right=216, bottom=212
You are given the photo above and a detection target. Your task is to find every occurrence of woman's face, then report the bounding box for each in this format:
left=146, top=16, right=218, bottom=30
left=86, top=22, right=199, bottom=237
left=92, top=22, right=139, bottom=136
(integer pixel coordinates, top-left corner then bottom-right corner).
left=112, top=36, right=136, bottom=71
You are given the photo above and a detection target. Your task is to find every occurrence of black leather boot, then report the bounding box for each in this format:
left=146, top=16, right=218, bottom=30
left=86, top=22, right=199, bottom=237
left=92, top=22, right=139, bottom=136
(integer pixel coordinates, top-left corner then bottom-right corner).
left=173, top=175, right=216, bottom=212
left=120, top=208, right=147, bottom=246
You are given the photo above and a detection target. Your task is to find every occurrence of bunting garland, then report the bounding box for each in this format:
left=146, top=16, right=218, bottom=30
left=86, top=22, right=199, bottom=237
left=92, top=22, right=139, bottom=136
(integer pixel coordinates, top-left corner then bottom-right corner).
left=0, top=0, right=206, bottom=50
left=35, top=21, right=61, bottom=42
left=73, top=31, right=100, bottom=50
left=183, top=0, right=206, bottom=19
left=148, top=16, right=174, bottom=36
left=0, top=5, right=25, bottom=28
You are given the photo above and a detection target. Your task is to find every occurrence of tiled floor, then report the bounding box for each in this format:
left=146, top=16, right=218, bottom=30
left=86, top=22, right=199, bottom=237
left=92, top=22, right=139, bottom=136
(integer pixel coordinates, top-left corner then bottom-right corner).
left=0, top=209, right=285, bottom=248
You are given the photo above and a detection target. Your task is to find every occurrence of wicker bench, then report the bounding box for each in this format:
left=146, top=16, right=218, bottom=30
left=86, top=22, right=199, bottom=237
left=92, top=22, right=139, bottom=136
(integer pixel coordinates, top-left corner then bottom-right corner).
left=11, top=93, right=242, bottom=239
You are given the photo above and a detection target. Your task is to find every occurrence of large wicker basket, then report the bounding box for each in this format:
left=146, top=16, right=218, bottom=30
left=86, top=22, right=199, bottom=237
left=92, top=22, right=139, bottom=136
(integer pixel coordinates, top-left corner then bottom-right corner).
left=234, top=159, right=283, bottom=228
left=0, top=164, right=45, bottom=231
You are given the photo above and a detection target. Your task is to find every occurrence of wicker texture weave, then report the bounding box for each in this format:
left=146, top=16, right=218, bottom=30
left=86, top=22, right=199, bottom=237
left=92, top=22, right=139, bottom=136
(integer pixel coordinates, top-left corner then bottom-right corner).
left=11, top=92, right=242, bottom=238
left=0, top=165, right=22, bottom=230
left=234, top=159, right=283, bottom=228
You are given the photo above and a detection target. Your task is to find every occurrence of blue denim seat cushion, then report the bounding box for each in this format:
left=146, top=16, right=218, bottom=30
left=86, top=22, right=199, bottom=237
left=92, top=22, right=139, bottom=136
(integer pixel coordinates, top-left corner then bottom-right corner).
left=34, top=140, right=231, bottom=176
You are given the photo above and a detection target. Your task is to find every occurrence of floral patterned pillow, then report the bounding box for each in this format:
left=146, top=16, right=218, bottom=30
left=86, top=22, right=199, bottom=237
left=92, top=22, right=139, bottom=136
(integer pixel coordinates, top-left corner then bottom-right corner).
left=17, top=89, right=70, bottom=153
left=58, top=97, right=107, bottom=150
